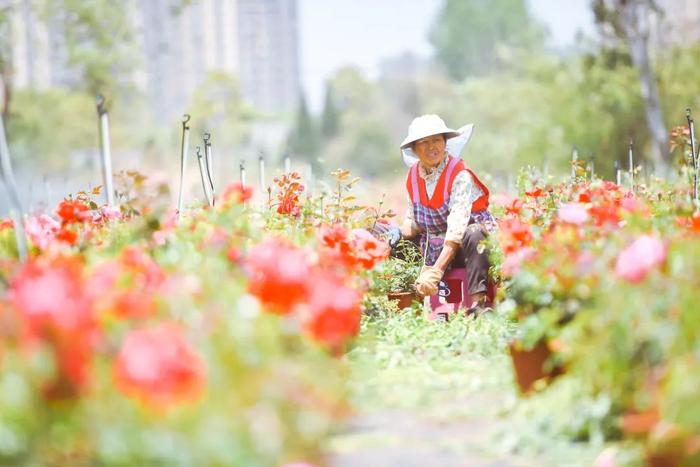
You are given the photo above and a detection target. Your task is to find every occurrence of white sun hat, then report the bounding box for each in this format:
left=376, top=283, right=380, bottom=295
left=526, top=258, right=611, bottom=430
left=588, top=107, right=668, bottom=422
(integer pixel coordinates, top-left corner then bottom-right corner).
left=400, top=114, right=460, bottom=149
left=401, top=115, right=475, bottom=167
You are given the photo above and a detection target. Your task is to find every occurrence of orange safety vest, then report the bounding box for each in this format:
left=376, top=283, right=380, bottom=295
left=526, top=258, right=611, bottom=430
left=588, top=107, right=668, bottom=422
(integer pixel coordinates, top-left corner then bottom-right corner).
left=405, top=155, right=490, bottom=212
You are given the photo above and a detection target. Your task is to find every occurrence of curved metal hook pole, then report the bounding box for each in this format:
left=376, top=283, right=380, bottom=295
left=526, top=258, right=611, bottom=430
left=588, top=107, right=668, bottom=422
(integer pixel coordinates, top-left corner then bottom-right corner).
left=177, top=114, right=191, bottom=217
left=195, top=146, right=212, bottom=207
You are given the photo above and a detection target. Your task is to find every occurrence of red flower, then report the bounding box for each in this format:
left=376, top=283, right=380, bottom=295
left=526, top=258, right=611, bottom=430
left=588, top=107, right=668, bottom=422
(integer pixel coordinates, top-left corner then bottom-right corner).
left=9, top=257, right=96, bottom=397
left=302, top=274, right=362, bottom=347
left=57, top=199, right=91, bottom=225
left=589, top=202, right=620, bottom=227
left=505, top=198, right=524, bottom=216
left=55, top=227, right=78, bottom=245
left=274, top=172, right=304, bottom=217
left=114, top=323, right=205, bottom=408
left=525, top=187, right=544, bottom=198
left=0, top=218, right=14, bottom=230
left=350, top=228, right=390, bottom=269
left=220, top=182, right=253, bottom=205
left=675, top=212, right=700, bottom=233
left=245, top=238, right=312, bottom=314
left=498, top=218, right=533, bottom=254
left=319, top=224, right=353, bottom=253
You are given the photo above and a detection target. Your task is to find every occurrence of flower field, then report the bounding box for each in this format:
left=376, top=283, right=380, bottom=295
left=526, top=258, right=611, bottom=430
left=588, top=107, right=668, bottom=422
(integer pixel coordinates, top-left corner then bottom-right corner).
left=0, top=160, right=699, bottom=466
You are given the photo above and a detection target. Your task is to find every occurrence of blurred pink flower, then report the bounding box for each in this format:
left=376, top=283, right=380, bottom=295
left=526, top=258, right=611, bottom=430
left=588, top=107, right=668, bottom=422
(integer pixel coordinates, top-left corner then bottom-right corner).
left=9, top=257, right=97, bottom=397
left=114, top=323, right=205, bottom=408
left=502, top=247, right=535, bottom=277
left=593, top=448, right=618, bottom=467
left=9, top=257, right=94, bottom=336
left=101, top=205, right=122, bottom=220
left=24, top=214, right=60, bottom=250
left=558, top=203, right=589, bottom=225
left=614, top=235, right=667, bottom=283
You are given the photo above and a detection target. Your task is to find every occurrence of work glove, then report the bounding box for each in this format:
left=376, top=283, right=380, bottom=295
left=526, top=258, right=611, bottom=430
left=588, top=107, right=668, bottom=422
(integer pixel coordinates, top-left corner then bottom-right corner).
left=414, top=265, right=443, bottom=297
left=386, top=226, right=402, bottom=248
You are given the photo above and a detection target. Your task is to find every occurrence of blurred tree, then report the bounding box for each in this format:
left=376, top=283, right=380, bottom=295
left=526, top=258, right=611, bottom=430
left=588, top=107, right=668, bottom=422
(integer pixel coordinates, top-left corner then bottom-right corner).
left=429, top=0, right=544, bottom=81
left=188, top=72, right=255, bottom=152
left=41, top=0, right=138, bottom=100
left=592, top=0, right=669, bottom=171
left=287, top=94, right=320, bottom=171
left=6, top=89, right=96, bottom=169
left=320, top=82, right=340, bottom=141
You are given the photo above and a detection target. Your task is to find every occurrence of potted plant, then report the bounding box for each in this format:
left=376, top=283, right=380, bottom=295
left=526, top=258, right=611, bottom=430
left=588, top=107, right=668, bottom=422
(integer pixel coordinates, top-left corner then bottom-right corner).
left=370, top=240, right=422, bottom=310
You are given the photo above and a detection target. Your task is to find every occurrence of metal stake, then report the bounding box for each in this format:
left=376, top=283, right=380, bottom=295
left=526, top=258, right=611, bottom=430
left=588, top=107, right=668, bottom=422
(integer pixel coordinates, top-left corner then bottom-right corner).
left=0, top=115, right=27, bottom=261
left=686, top=109, right=698, bottom=203
left=571, top=146, right=578, bottom=181
left=284, top=153, right=291, bottom=173
left=203, top=132, right=215, bottom=205
left=628, top=139, right=634, bottom=189
left=240, top=160, right=246, bottom=187
left=177, top=114, right=191, bottom=217
left=258, top=151, right=265, bottom=193
left=196, top=146, right=212, bottom=206
left=96, top=95, right=115, bottom=207
left=615, top=160, right=621, bottom=186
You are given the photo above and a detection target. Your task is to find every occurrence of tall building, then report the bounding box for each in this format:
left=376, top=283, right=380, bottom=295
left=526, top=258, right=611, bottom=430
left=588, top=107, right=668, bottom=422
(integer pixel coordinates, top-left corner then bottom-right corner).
left=237, top=0, right=300, bottom=113
left=9, top=0, right=300, bottom=117
left=133, top=0, right=240, bottom=118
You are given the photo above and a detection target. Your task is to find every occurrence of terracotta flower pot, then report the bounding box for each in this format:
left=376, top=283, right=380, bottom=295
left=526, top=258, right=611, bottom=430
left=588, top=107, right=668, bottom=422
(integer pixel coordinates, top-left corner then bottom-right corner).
left=509, top=339, right=564, bottom=394
left=386, top=291, right=418, bottom=310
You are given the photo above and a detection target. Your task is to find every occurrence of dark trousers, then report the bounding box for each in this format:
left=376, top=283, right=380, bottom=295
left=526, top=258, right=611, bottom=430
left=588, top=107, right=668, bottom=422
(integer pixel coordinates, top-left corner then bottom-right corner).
left=450, top=224, right=490, bottom=296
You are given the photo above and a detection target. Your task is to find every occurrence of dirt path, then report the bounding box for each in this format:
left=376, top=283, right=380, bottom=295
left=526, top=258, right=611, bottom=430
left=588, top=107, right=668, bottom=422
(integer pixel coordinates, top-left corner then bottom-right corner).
left=325, top=313, right=597, bottom=467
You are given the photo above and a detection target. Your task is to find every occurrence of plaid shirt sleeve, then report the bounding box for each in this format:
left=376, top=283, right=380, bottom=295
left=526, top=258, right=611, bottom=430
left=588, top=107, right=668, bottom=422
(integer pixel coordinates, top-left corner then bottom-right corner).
left=445, top=170, right=479, bottom=243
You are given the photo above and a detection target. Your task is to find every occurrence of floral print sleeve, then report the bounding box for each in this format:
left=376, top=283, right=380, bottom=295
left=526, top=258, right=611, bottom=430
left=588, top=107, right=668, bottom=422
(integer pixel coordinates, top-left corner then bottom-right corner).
left=445, top=170, right=483, bottom=243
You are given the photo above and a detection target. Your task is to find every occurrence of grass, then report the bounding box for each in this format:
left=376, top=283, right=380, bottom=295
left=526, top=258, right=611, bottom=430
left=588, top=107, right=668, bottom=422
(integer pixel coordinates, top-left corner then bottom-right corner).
left=327, top=307, right=602, bottom=466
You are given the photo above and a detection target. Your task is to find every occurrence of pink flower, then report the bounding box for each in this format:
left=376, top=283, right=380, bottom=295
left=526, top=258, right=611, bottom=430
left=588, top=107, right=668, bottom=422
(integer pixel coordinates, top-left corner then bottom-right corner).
left=502, top=247, right=535, bottom=277
left=593, top=448, right=618, bottom=467
left=558, top=203, right=589, bottom=225
left=101, top=205, right=122, bottom=220
left=114, top=323, right=205, bottom=408
left=24, top=214, right=60, bottom=250
left=614, top=235, right=667, bottom=283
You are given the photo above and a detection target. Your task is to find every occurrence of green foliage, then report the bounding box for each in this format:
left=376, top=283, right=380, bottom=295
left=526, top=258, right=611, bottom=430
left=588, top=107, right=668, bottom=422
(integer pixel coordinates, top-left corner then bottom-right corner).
left=287, top=94, right=320, bottom=169
left=41, top=0, right=139, bottom=98
left=188, top=72, right=255, bottom=150
left=320, top=82, right=340, bottom=140
left=369, top=240, right=422, bottom=294
left=6, top=89, right=96, bottom=168
left=429, top=0, right=545, bottom=81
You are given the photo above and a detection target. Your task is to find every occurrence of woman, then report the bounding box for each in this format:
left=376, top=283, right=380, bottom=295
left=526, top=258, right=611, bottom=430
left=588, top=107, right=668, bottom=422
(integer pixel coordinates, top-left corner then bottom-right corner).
left=387, top=114, right=496, bottom=312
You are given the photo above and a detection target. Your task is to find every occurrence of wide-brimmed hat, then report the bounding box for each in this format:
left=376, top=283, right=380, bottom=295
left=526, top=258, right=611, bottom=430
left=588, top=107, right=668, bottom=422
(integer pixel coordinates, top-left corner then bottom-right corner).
left=400, top=114, right=461, bottom=149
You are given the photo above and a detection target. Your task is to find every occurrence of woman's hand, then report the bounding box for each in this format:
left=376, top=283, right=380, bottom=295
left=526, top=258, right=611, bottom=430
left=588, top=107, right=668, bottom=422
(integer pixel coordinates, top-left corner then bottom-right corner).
left=414, top=265, right=443, bottom=296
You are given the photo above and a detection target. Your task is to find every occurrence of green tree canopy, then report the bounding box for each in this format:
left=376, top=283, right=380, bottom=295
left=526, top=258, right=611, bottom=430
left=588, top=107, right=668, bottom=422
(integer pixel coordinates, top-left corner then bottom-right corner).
left=429, top=0, right=544, bottom=82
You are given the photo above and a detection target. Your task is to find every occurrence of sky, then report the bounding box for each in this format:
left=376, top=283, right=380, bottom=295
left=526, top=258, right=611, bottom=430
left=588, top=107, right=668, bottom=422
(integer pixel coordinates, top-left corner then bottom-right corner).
left=299, top=0, right=596, bottom=112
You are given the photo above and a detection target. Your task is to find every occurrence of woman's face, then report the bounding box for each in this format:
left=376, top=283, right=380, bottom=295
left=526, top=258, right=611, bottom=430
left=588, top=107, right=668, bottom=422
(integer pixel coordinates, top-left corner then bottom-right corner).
left=412, top=134, right=446, bottom=168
